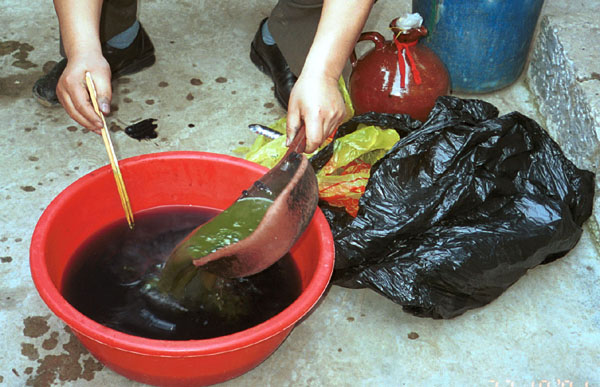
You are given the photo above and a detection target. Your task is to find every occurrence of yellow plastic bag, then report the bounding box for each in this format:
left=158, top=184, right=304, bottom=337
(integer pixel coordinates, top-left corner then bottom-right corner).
left=241, top=78, right=399, bottom=217
left=316, top=125, right=399, bottom=216
left=244, top=118, right=288, bottom=168
left=243, top=77, right=354, bottom=168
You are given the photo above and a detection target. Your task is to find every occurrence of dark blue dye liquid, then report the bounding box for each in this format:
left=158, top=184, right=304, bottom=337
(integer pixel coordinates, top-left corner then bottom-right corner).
left=61, top=205, right=302, bottom=340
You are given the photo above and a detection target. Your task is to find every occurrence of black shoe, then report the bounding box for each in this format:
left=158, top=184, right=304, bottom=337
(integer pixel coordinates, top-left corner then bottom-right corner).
left=250, top=18, right=297, bottom=110
left=32, top=24, right=156, bottom=107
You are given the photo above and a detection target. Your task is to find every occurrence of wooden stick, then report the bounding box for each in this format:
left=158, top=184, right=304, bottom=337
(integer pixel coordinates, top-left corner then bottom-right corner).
left=84, top=72, right=135, bottom=229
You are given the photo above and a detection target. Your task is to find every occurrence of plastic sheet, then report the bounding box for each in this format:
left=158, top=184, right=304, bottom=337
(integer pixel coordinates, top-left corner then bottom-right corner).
left=317, top=96, right=595, bottom=319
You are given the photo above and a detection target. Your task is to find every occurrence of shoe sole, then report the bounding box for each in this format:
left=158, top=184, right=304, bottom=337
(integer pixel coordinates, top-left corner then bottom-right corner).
left=250, top=44, right=288, bottom=109
left=33, top=92, right=60, bottom=108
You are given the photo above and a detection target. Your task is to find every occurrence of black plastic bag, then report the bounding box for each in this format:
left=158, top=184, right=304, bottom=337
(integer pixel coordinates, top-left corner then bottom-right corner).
left=315, top=96, right=595, bottom=319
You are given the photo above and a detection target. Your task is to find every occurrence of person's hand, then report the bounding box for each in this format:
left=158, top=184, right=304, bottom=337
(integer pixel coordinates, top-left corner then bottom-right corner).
left=56, top=50, right=112, bottom=133
left=286, top=73, right=346, bottom=154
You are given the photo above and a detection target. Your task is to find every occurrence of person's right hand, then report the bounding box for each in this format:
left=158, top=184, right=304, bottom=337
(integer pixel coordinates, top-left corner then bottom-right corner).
left=56, top=51, right=112, bottom=133
left=286, top=72, right=346, bottom=154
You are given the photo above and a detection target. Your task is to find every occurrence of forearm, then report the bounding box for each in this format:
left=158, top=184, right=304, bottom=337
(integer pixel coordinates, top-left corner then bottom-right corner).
left=301, top=0, right=374, bottom=80
left=54, top=0, right=104, bottom=58
left=53, top=0, right=112, bottom=131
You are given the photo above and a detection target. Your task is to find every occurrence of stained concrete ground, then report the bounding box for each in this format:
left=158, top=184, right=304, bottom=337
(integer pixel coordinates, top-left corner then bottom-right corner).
left=1, top=0, right=599, bottom=386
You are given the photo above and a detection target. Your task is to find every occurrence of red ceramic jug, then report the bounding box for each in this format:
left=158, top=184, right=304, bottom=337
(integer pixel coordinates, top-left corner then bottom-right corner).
left=349, top=18, right=450, bottom=122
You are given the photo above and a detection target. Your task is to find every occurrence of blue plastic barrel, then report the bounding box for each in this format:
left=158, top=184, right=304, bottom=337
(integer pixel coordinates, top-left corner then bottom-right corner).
left=412, top=0, right=545, bottom=93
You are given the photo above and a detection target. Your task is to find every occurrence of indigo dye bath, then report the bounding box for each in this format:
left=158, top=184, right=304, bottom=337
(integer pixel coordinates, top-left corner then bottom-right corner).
left=61, top=206, right=302, bottom=340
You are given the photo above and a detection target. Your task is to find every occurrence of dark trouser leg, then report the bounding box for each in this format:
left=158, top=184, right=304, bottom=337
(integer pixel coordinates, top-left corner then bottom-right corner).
left=60, top=0, right=138, bottom=56
left=268, top=0, right=324, bottom=76
left=99, top=0, right=138, bottom=42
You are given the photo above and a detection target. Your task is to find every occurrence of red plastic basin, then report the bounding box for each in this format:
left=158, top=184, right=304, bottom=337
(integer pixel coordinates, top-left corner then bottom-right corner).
left=30, top=151, right=334, bottom=386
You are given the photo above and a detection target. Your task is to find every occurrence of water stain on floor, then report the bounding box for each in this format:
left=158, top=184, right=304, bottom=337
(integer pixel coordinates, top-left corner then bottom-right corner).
left=0, top=72, right=44, bottom=99
left=21, top=343, right=40, bottom=361
left=0, top=41, right=24, bottom=55
left=109, top=122, right=122, bottom=133
left=42, top=332, right=59, bottom=351
left=0, top=40, right=37, bottom=69
left=23, top=316, right=50, bottom=338
left=407, top=332, right=420, bottom=340
left=22, top=326, right=104, bottom=387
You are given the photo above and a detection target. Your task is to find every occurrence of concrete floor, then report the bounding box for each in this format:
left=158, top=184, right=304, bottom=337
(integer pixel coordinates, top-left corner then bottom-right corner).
left=1, top=0, right=599, bottom=386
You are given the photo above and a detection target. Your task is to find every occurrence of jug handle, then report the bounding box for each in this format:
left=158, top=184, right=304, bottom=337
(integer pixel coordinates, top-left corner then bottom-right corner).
left=350, top=32, right=386, bottom=67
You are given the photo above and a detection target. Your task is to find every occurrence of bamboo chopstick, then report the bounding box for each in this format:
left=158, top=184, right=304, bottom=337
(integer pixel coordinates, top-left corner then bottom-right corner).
left=84, top=72, right=135, bottom=229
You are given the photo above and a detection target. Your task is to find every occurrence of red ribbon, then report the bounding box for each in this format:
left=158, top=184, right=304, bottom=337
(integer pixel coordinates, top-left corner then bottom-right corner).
left=393, top=39, right=421, bottom=88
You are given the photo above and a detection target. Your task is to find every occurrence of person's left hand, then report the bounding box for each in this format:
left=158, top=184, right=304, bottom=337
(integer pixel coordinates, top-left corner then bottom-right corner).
left=286, top=73, right=346, bottom=154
